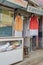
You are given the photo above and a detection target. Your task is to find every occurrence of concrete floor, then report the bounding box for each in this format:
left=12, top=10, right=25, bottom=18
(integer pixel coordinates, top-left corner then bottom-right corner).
left=37, top=61, right=43, bottom=65
left=13, top=50, right=43, bottom=65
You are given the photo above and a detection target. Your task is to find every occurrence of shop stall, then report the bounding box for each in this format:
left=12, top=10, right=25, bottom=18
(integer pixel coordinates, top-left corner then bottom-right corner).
left=0, top=2, right=25, bottom=65
left=27, top=5, right=43, bottom=51
left=0, top=7, right=23, bottom=65
left=0, top=0, right=43, bottom=65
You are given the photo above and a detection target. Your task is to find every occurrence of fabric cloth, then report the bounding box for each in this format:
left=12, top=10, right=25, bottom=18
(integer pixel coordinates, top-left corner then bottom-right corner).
left=6, top=46, right=13, bottom=51
left=30, top=29, right=38, bottom=36
left=29, top=16, right=38, bottom=36
left=15, top=31, right=22, bottom=37
left=14, top=15, right=23, bottom=31
left=23, top=19, right=29, bottom=37
left=24, top=38, right=30, bottom=47
left=0, top=42, right=10, bottom=52
left=30, top=16, right=38, bottom=29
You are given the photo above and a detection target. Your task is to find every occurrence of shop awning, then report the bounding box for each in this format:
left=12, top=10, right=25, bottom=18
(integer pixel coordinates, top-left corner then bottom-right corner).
left=27, top=5, right=43, bottom=15
left=1, top=0, right=28, bottom=9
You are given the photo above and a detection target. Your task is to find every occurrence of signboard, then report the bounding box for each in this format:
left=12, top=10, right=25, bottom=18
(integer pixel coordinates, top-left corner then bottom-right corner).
left=7, top=0, right=28, bottom=8
left=30, top=0, right=43, bottom=6
left=37, top=0, right=43, bottom=6
left=0, top=0, right=3, bottom=3
left=27, top=6, right=43, bottom=15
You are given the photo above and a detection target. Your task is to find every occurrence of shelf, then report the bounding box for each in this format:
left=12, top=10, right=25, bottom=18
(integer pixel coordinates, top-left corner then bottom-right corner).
left=0, top=37, right=23, bottom=41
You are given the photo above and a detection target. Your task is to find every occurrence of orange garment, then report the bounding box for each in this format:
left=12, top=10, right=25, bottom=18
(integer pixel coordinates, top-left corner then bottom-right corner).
left=30, top=16, right=38, bottom=29
left=14, top=15, right=23, bottom=31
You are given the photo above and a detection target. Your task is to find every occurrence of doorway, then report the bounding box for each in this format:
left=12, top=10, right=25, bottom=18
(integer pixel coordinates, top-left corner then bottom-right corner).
left=30, top=16, right=42, bottom=51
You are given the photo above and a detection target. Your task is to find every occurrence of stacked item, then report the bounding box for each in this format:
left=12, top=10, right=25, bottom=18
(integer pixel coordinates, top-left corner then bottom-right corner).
left=0, top=41, right=22, bottom=52
left=0, top=42, right=10, bottom=52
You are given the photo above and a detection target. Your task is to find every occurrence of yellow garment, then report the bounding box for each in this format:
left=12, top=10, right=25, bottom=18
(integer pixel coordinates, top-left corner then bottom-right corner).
left=14, top=15, right=23, bottom=31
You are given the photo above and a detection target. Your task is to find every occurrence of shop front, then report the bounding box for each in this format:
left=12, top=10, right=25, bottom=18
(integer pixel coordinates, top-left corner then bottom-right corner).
left=0, top=0, right=43, bottom=65
left=0, top=1, right=27, bottom=65
left=27, top=5, right=43, bottom=52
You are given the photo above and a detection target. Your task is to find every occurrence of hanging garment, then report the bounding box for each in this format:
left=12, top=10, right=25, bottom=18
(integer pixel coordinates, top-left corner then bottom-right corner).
left=15, top=31, right=22, bottom=37
left=29, top=16, right=38, bottom=36
left=23, top=19, right=30, bottom=37
left=14, top=15, right=23, bottom=31
left=30, top=29, right=38, bottom=36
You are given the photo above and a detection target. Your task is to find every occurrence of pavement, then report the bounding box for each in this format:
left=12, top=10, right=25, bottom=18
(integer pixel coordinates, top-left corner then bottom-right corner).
left=12, top=50, right=43, bottom=65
